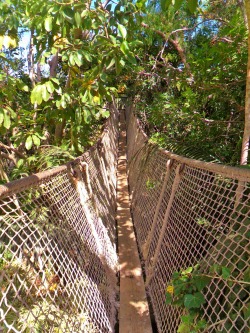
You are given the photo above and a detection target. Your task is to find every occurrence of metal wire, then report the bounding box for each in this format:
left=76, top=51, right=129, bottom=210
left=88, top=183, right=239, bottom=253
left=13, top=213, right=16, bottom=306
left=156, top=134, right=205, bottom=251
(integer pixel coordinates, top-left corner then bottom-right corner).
left=1, top=102, right=249, bottom=333
left=126, top=108, right=250, bottom=333
left=0, top=103, right=119, bottom=333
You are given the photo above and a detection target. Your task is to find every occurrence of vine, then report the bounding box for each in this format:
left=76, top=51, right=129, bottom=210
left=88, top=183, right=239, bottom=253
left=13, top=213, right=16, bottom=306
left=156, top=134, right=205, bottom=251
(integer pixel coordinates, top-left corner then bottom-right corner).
left=166, top=265, right=250, bottom=333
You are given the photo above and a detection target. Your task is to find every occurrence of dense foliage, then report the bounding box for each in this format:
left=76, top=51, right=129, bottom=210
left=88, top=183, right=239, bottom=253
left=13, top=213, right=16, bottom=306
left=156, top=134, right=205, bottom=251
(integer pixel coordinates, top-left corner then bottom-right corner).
left=0, top=0, right=144, bottom=181
left=124, top=1, right=248, bottom=164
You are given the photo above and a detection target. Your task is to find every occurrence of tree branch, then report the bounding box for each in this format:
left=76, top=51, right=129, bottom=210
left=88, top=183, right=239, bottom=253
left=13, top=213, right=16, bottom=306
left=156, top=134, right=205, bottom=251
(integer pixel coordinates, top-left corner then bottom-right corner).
left=141, top=22, right=193, bottom=79
left=0, top=142, right=26, bottom=159
left=0, top=152, right=16, bottom=162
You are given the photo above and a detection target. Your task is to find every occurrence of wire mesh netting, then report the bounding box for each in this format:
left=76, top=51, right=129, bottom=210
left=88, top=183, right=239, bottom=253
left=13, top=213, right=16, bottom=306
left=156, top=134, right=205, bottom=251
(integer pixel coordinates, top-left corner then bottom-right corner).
left=0, top=104, right=119, bottom=333
left=126, top=107, right=250, bottom=333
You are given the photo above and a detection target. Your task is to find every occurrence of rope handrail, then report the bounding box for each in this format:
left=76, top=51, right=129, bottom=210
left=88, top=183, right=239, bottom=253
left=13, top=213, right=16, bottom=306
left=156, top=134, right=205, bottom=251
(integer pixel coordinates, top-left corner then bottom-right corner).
left=0, top=100, right=249, bottom=333
left=0, top=102, right=119, bottom=333
left=126, top=105, right=250, bottom=333
left=131, top=107, right=250, bottom=180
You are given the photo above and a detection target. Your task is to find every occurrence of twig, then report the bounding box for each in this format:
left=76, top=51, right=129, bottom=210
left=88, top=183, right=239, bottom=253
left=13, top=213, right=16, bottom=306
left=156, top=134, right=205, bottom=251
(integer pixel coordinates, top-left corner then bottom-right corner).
left=0, top=152, right=16, bottom=163
left=203, top=319, right=226, bottom=332
left=0, top=142, right=25, bottom=159
left=197, top=273, right=250, bottom=286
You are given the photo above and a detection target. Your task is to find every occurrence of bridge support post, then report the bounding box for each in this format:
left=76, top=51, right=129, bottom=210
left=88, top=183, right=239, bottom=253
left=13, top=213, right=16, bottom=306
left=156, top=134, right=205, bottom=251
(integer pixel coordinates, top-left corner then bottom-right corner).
left=142, top=159, right=174, bottom=260
left=145, top=163, right=185, bottom=287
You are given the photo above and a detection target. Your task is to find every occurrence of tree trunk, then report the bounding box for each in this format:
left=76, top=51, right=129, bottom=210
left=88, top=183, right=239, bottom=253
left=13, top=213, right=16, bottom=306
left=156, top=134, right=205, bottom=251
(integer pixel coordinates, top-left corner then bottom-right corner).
left=241, top=0, right=250, bottom=165
left=28, top=29, right=35, bottom=88
left=49, top=53, right=58, bottom=79
left=239, top=0, right=248, bottom=28
left=49, top=53, right=63, bottom=143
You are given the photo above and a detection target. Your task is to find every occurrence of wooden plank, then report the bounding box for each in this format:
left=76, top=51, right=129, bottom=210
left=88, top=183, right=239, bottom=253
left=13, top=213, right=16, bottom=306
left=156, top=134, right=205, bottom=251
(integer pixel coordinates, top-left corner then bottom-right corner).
left=117, top=110, right=153, bottom=333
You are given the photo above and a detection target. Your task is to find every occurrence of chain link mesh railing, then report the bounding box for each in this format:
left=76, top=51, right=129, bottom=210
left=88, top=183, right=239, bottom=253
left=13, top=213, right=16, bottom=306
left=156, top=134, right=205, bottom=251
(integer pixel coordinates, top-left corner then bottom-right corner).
left=126, top=106, right=250, bottom=333
left=0, top=103, right=119, bottom=333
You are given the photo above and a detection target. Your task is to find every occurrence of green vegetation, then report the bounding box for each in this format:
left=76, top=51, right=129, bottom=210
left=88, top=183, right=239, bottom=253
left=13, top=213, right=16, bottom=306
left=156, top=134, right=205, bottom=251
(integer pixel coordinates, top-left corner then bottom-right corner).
left=165, top=207, right=250, bottom=332
left=0, top=0, right=144, bottom=181
left=125, top=1, right=248, bottom=165
left=0, top=255, right=97, bottom=332
left=166, top=264, right=250, bottom=333
left=1, top=1, right=250, bottom=332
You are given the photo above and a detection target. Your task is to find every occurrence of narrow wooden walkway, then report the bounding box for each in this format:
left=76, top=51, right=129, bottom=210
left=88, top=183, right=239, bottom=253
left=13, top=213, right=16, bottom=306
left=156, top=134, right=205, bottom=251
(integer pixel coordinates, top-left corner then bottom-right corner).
left=117, top=110, right=153, bottom=333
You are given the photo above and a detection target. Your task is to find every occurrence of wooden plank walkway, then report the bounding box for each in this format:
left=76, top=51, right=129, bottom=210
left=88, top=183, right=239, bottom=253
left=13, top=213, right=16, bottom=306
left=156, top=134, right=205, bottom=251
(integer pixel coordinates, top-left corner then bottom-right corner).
left=117, top=110, right=153, bottom=333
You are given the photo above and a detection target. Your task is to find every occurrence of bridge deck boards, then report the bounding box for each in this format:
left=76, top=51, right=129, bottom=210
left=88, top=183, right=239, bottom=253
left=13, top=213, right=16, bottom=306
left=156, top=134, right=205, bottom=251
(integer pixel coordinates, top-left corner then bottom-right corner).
left=117, top=110, right=153, bottom=333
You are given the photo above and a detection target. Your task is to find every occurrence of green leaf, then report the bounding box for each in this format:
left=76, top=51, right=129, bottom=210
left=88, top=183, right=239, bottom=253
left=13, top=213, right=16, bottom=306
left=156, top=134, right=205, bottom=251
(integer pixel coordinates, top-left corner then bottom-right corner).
left=243, top=267, right=250, bottom=282
left=31, top=85, right=43, bottom=105
left=45, top=81, right=55, bottom=94
left=3, top=110, right=11, bottom=129
left=165, top=292, right=172, bottom=305
left=118, top=24, right=127, bottom=39
left=23, top=85, right=29, bottom=92
left=106, top=57, right=116, bottom=70
left=0, top=109, right=4, bottom=125
left=129, top=40, right=143, bottom=48
left=136, top=0, right=146, bottom=9
left=187, top=0, right=198, bottom=13
left=7, top=107, right=16, bottom=119
left=161, top=0, right=173, bottom=10
left=44, top=16, right=53, bottom=32
left=69, top=53, right=75, bottom=66
left=244, top=303, right=250, bottom=320
left=74, top=52, right=83, bottom=67
left=41, top=85, right=50, bottom=102
left=193, top=276, right=211, bottom=291
left=100, top=73, right=108, bottom=82
left=80, top=10, right=88, bottom=18
left=181, top=314, right=195, bottom=324
left=120, top=41, right=129, bottom=55
left=115, top=57, right=122, bottom=75
left=50, top=78, right=60, bottom=85
left=83, top=109, right=91, bottom=123
left=25, top=135, right=33, bottom=150
left=184, top=292, right=206, bottom=309
left=110, top=35, right=117, bottom=45
left=18, top=82, right=29, bottom=92
left=82, top=50, right=92, bottom=62
left=182, top=267, right=193, bottom=275
left=177, top=322, right=191, bottom=333
left=174, top=0, right=184, bottom=10
left=74, top=12, right=81, bottom=28
left=102, top=110, right=110, bottom=118
left=17, top=159, right=24, bottom=168
left=221, top=267, right=231, bottom=279
left=32, top=135, right=40, bottom=147
left=126, top=51, right=137, bottom=65
left=106, top=4, right=112, bottom=11
left=196, top=319, right=207, bottom=330
left=209, top=264, right=221, bottom=275
left=62, top=7, right=74, bottom=24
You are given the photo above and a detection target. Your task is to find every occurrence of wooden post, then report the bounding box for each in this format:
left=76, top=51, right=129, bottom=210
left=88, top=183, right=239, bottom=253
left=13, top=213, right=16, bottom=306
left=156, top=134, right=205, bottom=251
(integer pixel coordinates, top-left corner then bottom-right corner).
left=142, top=159, right=174, bottom=260
left=145, top=163, right=184, bottom=287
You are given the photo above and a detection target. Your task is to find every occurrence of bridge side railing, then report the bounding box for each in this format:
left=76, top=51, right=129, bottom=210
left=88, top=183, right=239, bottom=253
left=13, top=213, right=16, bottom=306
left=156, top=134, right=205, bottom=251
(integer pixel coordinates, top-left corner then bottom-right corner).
left=0, top=103, right=119, bottom=333
left=126, top=106, right=250, bottom=333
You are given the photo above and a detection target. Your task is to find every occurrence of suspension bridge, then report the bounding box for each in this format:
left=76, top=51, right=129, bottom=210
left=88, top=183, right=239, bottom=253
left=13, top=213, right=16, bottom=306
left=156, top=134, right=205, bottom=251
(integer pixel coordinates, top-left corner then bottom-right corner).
left=0, top=101, right=249, bottom=332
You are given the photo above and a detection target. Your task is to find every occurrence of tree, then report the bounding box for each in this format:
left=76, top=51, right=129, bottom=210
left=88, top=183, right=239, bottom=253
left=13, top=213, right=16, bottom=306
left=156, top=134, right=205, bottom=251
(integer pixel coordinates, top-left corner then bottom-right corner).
left=241, top=0, right=250, bottom=164
left=0, top=0, right=249, bottom=183
left=158, top=0, right=249, bottom=164
left=126, top=0, right=248, bottom=165
left=0, top=0, right=144, bottom=180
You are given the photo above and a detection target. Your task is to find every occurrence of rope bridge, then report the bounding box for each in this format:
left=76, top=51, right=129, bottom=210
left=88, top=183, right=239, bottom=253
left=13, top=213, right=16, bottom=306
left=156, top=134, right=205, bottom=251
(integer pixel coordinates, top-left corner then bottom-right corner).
left=0, top=102, right=249, bottom=332
left=126, top=107, right=250, bottom=333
